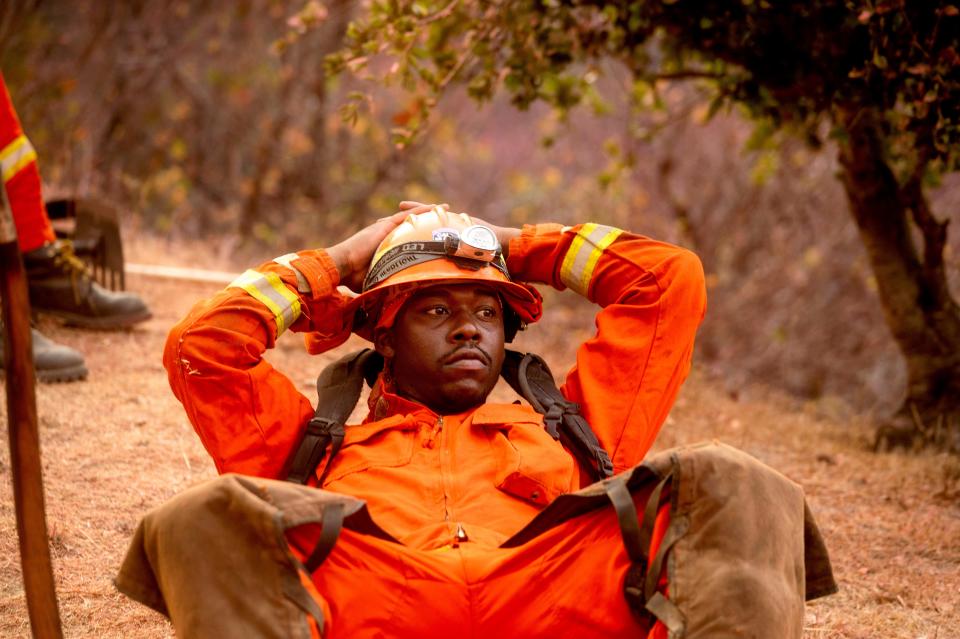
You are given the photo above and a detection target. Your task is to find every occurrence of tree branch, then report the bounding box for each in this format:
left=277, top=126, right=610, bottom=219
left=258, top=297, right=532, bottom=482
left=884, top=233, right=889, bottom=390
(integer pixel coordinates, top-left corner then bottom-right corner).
left=419, top=0, right=461, bottom=25
left=648, top=70, right=723, bottom=81
left=901, top=169, right=951, bottom=302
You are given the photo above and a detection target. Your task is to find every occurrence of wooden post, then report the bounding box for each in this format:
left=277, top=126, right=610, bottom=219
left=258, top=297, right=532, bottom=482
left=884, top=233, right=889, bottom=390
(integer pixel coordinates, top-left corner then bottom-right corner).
left=0, top=185, right=64, bottom=638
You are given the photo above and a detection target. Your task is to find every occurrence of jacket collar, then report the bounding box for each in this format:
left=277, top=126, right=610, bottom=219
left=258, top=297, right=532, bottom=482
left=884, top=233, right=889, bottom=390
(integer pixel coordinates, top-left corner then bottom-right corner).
left=365, top=373, right=429, bottom=422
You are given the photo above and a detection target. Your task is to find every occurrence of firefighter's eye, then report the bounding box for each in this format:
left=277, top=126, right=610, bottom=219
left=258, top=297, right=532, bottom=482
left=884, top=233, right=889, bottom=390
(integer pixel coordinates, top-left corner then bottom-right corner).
left=477, top=306, right=498, bottom=320
left=424, top=305, right=449, bottom=317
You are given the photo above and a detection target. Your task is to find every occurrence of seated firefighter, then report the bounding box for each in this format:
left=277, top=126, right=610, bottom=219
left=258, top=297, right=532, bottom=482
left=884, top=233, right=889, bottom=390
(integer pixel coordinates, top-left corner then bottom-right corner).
left=118, top=204, right=832, bottom=637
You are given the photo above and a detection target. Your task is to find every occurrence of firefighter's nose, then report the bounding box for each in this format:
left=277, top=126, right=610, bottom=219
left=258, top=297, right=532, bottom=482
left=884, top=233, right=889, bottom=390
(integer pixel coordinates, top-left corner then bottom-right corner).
left=450, top=311, right=481, bottom=343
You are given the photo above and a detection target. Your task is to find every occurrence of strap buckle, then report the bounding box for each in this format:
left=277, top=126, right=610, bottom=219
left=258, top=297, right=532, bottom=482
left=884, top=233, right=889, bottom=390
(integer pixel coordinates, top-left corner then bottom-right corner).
left=306, top=416, right=342, bottom=437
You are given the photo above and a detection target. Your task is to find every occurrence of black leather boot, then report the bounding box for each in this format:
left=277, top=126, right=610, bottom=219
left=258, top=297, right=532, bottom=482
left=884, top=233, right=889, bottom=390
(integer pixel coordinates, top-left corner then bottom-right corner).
left=23, top=241, right=151, bottom=329
left=0, top=327, right=88, bottom=383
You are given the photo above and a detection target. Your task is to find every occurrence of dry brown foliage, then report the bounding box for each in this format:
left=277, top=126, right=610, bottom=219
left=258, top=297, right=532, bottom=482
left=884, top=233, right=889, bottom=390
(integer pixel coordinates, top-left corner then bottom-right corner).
left=4, top=0, right=960, bottom=424
left=1, top=263, right=958, bottom=637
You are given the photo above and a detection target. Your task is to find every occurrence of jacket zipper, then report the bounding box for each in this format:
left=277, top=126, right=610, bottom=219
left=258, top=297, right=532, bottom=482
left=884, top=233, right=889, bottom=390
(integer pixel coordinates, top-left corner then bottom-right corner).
left=437, top=416, right=450, bottom=524
left=436, top=415, right=468, bottom=546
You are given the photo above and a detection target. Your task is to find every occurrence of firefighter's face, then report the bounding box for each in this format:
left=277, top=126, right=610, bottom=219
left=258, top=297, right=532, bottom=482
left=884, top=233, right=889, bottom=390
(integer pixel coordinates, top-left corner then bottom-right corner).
left=375, top=284, right=506, bottom=415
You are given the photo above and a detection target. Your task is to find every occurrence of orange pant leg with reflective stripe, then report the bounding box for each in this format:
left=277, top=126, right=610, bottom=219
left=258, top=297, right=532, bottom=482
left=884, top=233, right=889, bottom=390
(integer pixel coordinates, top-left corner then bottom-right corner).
left=0, top=73, right=55, bottom=252
left=287, top=497, right=671, bottom=639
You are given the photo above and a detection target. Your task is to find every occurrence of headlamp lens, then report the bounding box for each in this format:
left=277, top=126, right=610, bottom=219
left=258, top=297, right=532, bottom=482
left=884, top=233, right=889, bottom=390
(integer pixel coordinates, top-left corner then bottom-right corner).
left=461, top=225, right=498, bottom=251
left=449, top=225, right=499, bottom=262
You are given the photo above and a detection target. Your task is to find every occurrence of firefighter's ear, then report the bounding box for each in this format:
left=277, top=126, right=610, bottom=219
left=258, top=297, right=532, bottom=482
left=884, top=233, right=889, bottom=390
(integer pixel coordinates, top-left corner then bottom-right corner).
left=373, top=327, right=396, bottom=359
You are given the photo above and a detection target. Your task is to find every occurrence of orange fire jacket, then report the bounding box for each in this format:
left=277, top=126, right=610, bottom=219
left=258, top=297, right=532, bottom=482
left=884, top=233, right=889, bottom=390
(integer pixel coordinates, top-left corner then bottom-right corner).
left=0, top=72, right=56, bottom=252
left=164, top=223, right=706, bottom=550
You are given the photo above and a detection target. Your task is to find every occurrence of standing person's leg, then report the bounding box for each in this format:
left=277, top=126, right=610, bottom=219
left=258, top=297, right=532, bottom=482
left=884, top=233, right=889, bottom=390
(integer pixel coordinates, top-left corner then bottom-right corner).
left=0, top=77, right=56, bottom=254
left=1, top=76, right=85, bottom=381
left=0, top=327, right=88, bottom=382
left=22, top=240, right=152, bottom=329
left=1, top=73, right=151, bottom=330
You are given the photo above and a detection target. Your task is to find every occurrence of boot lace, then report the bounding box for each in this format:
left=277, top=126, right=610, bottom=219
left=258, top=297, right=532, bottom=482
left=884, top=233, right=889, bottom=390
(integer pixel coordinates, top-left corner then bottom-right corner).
left=51, top=241, right=93, bottom=304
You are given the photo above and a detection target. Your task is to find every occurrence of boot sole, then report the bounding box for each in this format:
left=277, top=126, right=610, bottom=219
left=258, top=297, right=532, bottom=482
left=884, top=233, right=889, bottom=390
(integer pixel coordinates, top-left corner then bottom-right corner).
left=1, top=364, right=89, bottom=383
left=43, top=309, right=153, bottom=330
left=36, top=363, right=89, bottom=383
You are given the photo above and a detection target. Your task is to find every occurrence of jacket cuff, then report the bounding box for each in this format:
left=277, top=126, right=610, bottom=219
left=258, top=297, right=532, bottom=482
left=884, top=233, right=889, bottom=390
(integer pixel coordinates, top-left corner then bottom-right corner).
left=286, top=249, right=342, bottom=300
left=506, top=223, right=568, bottom=287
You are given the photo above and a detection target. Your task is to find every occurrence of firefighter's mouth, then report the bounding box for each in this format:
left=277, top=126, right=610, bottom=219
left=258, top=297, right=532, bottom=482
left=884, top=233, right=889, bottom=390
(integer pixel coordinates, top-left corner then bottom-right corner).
left=443, top=348, right=490, bottom=369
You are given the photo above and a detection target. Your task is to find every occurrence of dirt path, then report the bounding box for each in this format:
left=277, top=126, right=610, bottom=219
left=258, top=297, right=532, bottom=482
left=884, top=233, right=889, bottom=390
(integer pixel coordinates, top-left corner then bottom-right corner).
left=1, top=272, right=958, bottom=638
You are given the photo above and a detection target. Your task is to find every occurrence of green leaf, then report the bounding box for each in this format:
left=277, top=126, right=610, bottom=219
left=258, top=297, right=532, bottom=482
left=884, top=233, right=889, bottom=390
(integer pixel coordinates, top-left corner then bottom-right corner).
left=745, top=119, right=777, bottom=151
left=872, top=50, right=888, bottom=70
left=749, top=149, right=779, bottom=185
left=706, top=95, right=726, bottom=121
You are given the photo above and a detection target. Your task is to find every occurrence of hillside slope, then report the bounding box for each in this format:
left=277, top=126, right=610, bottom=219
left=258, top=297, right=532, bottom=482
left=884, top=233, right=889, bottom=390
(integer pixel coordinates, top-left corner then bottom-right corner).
left=1, top=271, right=958, bottom=638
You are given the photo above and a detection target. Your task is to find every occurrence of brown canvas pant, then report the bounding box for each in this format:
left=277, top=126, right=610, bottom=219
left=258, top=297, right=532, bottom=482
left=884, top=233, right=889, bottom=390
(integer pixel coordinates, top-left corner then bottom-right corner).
left=115, top=474, right=386, bottom=638
left=116, top=443, right=835, bottom=638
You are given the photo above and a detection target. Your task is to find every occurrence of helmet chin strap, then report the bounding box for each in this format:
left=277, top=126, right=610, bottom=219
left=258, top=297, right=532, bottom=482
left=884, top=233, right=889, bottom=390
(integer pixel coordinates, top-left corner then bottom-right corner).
left=503, top=302, right=522, bottom=343
left=379, top=358, right=395, bottom=391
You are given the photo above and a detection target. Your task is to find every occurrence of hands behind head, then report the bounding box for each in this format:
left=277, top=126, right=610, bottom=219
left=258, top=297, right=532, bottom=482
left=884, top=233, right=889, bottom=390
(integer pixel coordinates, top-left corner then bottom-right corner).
left=327, top=201, right=521, bottom=294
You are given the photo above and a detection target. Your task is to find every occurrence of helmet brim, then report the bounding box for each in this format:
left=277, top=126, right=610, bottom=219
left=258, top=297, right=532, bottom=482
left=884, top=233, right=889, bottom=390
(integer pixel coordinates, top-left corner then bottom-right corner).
left=348, top=259, right=542, bottom=341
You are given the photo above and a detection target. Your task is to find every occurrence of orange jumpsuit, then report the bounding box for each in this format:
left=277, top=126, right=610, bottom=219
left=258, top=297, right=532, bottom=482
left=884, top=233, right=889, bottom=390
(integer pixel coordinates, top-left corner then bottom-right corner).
left=0, top=73, right=56, bottom=253
left=165, top=222, right=706, bottom=637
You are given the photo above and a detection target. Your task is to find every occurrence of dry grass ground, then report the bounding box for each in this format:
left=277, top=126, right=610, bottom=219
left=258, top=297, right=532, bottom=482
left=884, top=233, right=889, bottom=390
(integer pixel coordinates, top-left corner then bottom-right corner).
left=1, top=265, right=958, bottom=638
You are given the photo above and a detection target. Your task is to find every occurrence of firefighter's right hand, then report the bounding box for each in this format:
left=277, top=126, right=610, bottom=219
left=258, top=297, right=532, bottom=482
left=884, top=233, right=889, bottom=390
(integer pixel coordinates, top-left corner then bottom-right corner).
left=327, top=211, right=409, bottom=293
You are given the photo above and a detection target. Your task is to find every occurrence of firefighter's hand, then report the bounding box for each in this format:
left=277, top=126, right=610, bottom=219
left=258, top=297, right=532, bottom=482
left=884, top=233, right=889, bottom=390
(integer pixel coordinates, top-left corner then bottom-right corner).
left=327, top=211, right=409, bottom=293
left=397, top=201, right=449, bottom=215
left=397, top=202, right=521, bottom=257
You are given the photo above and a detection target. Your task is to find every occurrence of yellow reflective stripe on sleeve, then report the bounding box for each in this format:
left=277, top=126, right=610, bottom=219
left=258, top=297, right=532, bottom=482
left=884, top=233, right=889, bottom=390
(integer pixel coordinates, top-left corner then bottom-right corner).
left=559, top=223, right=624, bottom=297
left=561, top=228, right=590, bottom=293
left=228, top=269, right=302, bottom=334
left=0, top=135, right=38, bottom=183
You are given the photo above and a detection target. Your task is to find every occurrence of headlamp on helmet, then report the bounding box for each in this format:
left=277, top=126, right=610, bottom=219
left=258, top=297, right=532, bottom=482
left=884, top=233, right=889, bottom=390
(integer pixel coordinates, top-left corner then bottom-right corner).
left=454, top=225, right=499, bottom=261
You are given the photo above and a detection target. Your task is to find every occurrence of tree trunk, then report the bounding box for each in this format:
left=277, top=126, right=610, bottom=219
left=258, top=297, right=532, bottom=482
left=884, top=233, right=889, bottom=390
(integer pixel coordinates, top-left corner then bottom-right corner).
left=300, top=0, right=354, bottom=215
left=239, top=72, right=295, bottom=242
left=835, top=106, right=960, bottom=452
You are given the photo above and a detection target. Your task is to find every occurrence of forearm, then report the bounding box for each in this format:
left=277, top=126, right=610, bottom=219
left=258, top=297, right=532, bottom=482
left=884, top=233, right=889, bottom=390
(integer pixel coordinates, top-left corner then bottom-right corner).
left=507, top=223, right=707, bottom=471
left=163, top=248, right=350, bottom=477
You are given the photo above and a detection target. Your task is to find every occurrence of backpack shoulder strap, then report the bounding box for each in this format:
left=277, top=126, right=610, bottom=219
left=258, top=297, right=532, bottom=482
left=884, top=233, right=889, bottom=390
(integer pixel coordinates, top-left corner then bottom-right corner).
left=285, top=348, right=383, bottom=484
left=501, top=349, right=614, bottom=481
left=287, top=347, right=613, bottom=484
